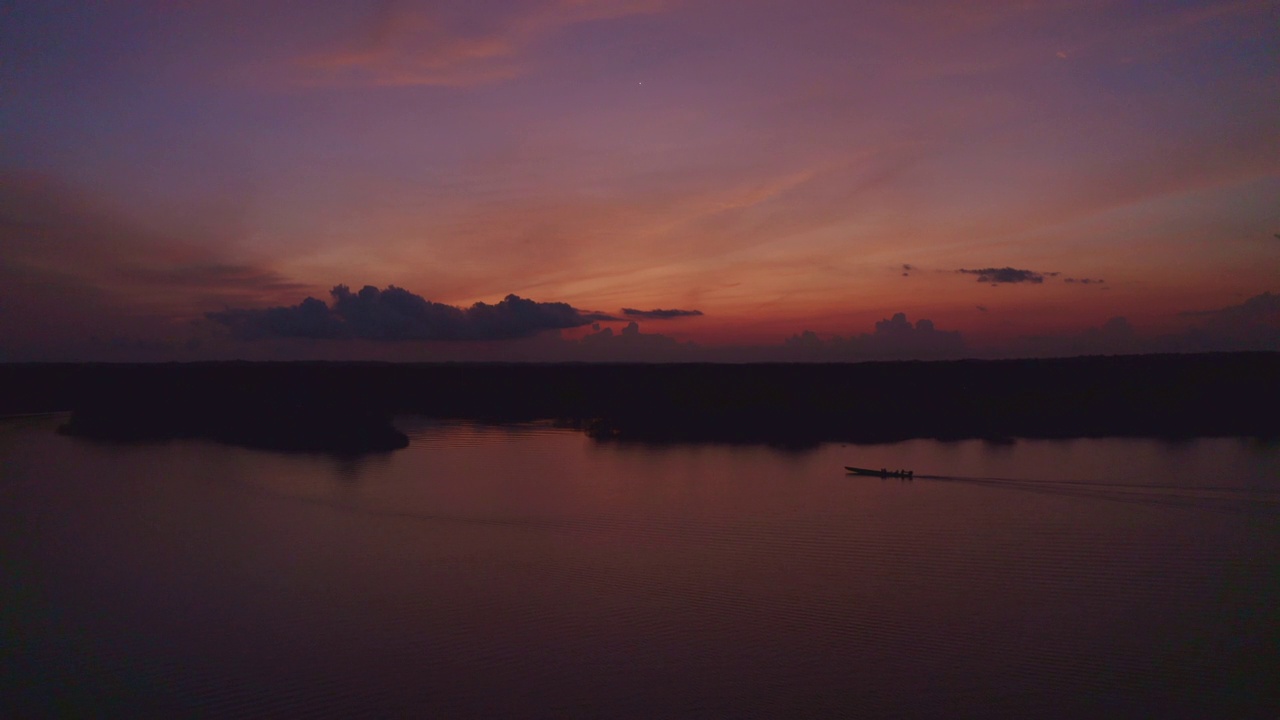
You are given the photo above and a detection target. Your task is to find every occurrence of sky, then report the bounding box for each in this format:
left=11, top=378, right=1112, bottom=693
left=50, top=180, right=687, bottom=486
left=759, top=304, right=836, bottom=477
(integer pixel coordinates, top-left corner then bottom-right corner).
left=2, top=0, right=1277, bottom=361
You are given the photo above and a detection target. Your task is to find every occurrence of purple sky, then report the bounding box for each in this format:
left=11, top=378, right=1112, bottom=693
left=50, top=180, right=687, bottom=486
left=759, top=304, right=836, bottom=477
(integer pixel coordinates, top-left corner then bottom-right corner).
left=2, top=0, right=1277, bottom=361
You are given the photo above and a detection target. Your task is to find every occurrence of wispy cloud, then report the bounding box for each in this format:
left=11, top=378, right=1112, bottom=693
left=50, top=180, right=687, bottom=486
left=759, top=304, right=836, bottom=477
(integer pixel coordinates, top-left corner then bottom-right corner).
left=0, top=171, right=320, bottom=358
left=621, top=307, right=703, bottom=319
left=957, top=267, right=1059, bottom=284
left=297, top=0, right=676, bottom=87
left=120, top=263, right=311, bottom=293
left=0, top=171, right=314, bottom=312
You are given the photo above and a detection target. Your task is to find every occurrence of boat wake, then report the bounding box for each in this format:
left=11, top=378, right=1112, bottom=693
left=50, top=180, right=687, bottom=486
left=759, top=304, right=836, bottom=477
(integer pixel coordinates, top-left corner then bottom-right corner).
left=906, top=473, right=1280, bottom=513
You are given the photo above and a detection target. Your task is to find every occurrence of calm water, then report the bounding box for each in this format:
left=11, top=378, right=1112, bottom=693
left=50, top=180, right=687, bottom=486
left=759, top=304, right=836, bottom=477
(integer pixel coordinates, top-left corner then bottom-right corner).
left=3, top=415, right=1278, bottom=718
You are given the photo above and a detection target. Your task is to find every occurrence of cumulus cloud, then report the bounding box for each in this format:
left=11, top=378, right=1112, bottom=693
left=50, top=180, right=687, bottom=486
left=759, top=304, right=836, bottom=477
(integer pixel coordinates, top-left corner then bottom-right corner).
left=621, top=307, right=704, bottom=319
left=574, top=321, right=701, bottom=360
left=957, top=267, right=1058, bottom=284
left=1009, top=292, right=1280, bottom=357
left=1168, top=291, right=1280, bottom=351
left=1006, top=316, right=1141, bottom=357
left=1179, top=291, right=1279, bottom=323
left=1078, top=316, right=1141, bottom=353
left=208, top=284, right=616, bottom=341
left=782, top=312, right=966, bottom=361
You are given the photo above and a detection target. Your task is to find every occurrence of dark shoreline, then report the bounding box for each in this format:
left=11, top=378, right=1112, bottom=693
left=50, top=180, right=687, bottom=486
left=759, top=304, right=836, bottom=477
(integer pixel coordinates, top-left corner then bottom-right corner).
left=2, top=353, right=1276, bottom=452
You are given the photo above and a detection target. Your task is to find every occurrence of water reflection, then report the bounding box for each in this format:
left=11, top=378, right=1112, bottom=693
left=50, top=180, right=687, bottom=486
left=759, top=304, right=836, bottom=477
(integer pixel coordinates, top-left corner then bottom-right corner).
left=3, top=416, right=1277, bottom=718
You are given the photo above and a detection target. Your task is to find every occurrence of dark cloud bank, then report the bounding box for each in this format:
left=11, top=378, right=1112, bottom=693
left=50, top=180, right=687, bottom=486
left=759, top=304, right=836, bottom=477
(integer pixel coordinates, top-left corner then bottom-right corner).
left=208, top=285, right=615, bottom=341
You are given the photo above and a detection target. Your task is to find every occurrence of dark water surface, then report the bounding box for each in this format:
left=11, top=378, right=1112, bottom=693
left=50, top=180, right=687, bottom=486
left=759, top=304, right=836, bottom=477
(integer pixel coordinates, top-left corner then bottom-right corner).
left=3, top=415, right=1278, bottom=718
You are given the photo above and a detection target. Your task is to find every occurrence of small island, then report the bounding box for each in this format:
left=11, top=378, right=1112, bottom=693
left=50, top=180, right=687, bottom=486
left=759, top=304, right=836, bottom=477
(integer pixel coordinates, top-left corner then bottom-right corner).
left=49, top=366, right=409, bottom=454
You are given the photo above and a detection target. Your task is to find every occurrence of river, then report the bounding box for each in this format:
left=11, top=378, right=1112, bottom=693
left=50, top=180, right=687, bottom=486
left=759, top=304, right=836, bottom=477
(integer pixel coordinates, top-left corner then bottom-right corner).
left=3, top=415, right=1277, bottom=718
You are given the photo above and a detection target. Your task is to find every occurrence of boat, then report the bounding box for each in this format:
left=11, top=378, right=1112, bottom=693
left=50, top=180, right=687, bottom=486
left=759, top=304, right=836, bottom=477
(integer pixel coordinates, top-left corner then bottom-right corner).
left=845, top=466, right=913, bottom=478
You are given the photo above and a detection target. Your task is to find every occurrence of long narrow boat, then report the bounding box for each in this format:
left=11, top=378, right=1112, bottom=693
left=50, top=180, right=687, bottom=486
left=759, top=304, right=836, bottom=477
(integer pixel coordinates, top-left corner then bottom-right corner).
left=845, top=466, right=913, bottom=478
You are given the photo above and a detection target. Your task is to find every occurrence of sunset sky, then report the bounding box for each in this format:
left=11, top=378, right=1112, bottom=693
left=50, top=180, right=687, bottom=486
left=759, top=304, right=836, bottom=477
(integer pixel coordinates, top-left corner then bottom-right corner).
left=2, top=0, right=1277, bottom=361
